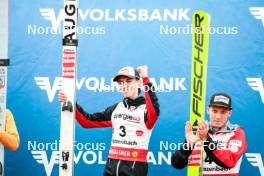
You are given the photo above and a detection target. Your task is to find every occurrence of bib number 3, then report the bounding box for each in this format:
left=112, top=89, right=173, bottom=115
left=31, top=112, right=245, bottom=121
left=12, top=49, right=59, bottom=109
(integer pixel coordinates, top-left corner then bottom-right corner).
left=119, top=126, right=126, bottom=137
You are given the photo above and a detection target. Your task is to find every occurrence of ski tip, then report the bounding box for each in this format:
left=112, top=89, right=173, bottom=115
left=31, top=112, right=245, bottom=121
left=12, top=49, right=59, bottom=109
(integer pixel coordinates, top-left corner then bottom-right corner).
left=192, top=10, right=211, bottom=24
left=193, top=10, right=211, bottom=18
left=191, top=10, right=211, bottom=34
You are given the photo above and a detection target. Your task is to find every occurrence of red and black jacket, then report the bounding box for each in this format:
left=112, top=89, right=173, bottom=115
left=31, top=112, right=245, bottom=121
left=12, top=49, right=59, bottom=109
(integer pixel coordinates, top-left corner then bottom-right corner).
left=75, top=77, right=160, bottom=130
left=171, top=122, right=247, bottom=176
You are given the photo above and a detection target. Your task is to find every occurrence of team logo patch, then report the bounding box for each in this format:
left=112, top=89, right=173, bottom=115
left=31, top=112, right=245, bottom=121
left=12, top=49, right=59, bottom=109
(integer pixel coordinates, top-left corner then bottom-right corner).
left=229, top=140, right=242, bottom=153
left=132, top=151, right=138, bottom=158
left=119, top=68, right=131, bottom=75
left=136, top=130, right=144, bottom=136
left=214, top=95, right=230, bottom=104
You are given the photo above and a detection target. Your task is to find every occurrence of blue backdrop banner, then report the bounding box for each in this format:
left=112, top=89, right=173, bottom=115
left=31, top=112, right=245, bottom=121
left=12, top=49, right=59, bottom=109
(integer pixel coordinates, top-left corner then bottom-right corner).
left=6, top=0, right=264, bottom=175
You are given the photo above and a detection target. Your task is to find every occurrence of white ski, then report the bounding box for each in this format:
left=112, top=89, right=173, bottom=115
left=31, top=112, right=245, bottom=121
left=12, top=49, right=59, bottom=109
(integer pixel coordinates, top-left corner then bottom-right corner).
left=59, top=0, right=78, bottom=176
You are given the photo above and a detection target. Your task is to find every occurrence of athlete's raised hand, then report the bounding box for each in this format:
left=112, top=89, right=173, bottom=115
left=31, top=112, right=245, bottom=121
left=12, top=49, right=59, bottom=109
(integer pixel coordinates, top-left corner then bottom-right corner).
left=137, top=65, right=148, bottom=78
left=197, top=120, right=209, bottom=141
left=185, top=121, right=200, bottom=146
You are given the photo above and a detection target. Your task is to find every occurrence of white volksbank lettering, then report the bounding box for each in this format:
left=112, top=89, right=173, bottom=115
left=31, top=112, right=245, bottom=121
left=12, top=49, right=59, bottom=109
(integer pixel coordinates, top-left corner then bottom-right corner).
left=247, top=78, right=264, bottom=103
left=246, top=153, right=264, bottom=175
left=38, top=8, right=190, bottom=31
left=41, top=8, right=190, bottom=22
left=28, top=8, right=190, bottom=35
left=34, top=77, right=187, bottom=102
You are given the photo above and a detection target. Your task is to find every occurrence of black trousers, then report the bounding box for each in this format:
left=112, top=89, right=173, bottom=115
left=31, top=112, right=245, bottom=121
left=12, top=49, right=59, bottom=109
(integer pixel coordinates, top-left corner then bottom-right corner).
left=103, top=158, right=148, bottom=176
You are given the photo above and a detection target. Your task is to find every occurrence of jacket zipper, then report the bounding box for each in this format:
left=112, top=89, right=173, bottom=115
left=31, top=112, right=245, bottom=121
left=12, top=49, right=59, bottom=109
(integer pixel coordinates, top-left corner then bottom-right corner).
left=116, top=160, right=121, bottom=176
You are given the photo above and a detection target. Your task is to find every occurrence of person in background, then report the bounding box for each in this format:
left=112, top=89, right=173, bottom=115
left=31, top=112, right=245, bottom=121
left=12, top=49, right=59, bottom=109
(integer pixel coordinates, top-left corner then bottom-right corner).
left=171, top=93, right=247, bottom=176
left=0, top=109, right=20, bottom=151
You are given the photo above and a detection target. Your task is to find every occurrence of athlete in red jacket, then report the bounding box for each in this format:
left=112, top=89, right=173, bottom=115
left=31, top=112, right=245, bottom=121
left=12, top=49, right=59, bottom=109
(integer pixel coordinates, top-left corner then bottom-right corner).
left=59, top=66, right=159, bottom=176
left=171, top=93, right=247, bottom=176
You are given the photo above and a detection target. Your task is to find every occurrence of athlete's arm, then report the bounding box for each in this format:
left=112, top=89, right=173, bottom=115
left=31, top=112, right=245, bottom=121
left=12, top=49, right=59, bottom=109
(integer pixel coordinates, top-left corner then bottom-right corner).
left=75, top=103, right=117, bottom=128
left=203, top=127, right=247, bottom=168
left=58, top=91, right=114, bottom=128
left=0, top=110, right=20, bottom=151
left=171, top=141, right=193, bottom=169
left=137, top=66, right=159, bottom=130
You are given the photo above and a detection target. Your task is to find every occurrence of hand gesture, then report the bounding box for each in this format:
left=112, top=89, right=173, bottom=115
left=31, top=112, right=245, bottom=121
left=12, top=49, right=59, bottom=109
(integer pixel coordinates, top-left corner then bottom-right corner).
left=185, top=121, right=200, bottom=146
left=137, top=65, right=148, bottom=78
left=197, top=120, right=209, bottom=141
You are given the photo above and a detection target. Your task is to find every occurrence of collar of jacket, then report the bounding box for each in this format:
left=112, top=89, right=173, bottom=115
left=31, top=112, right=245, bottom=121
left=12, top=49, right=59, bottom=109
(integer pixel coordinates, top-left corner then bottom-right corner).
left=209, top=121, right=239, bottom=133
left=122, top=96, right=145, bottom=109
